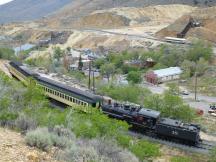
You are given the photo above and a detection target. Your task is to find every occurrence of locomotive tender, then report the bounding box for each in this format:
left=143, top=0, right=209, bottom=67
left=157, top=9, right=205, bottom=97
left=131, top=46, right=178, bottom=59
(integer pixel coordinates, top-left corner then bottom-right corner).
left=8, top=61, right=201, bottom=145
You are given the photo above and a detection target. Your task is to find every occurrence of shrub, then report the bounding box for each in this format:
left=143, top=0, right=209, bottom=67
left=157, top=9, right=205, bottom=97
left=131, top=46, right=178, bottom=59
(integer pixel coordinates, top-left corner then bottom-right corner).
left=209, top=147, right=216, bottom=162
left=53, top=125, right=75, bottom=139
left=0, top=47, right=16, bottom=60
left=116, top=134, right=132, bottom=148
left=25, top=128, right=52, bottom=151
left=50, top=133, right=71, bottom=149
left=127, top=71, right=142, bottom=84
left=58, top=138, right=139, bottom=162
left=24, top=107, right=67, bottom=128
left=70, top=110, right=129, bottom=139
left=171, top=156, right=192, bottom=162
left=58, top=144, right=103, bottom=162
left=15, top=113, right=37, bottom=133
left=89, top=138, right=139, bottom=162
left=0, top=111, right=18, bottom=122
left=129, top=140, right=160, bottom=160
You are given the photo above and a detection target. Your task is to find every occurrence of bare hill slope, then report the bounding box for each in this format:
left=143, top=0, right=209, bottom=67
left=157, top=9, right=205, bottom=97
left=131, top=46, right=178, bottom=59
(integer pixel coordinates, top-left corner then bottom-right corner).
left=42, top=0, right=214, bottom=28
left=46, top=4, right=195, bottom=29
left=0, top=0, right=71, bottom=23
left=0, top=0, right=215, bottom=24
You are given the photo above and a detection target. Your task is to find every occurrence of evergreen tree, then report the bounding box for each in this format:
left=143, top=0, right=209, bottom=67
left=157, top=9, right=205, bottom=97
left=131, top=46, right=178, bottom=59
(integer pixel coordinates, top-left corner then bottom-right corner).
left=78, top=55, right=83, bottom=71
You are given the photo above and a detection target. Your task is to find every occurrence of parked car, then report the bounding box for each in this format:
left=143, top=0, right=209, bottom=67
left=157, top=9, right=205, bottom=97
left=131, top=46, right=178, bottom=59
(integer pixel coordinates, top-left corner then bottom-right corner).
left=210, top=104, right=216, bottom=110
left=180, top=90, right=189, bottom=95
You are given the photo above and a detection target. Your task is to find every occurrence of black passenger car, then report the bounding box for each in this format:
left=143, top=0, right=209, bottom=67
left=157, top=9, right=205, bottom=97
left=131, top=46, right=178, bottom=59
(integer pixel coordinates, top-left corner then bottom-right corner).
left=155, top=118, right=201, bottom=144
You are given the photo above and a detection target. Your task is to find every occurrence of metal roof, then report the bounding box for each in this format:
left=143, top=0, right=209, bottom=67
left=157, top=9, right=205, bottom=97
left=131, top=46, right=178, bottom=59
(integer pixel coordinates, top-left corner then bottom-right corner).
left=10, top=61, right=102, bottom=104
left=37, top=76, right=102, bottom=104
left=153, top=67, right=182, bottom=78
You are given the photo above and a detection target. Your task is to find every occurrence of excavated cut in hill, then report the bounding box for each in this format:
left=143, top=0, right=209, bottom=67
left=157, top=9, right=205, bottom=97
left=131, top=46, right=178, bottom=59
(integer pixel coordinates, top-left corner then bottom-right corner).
left=156, top=6, right=216, bottom=43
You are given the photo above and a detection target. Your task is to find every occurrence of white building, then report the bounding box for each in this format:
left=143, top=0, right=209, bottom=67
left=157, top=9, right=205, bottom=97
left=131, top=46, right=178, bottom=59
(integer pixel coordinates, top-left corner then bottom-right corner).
left=146, top=67, right=182, bottom=84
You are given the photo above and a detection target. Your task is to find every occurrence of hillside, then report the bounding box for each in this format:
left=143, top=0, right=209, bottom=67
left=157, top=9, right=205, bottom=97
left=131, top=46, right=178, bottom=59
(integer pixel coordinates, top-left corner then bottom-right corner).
left=45, top=4, right=195, bottom=29
left=0, top=0, right=71, bottom=23
left=44, top=0, right=215, bottom=28
left=0, top=0, right=215, bottom=24
left=156, top=6, right=216, bottom=43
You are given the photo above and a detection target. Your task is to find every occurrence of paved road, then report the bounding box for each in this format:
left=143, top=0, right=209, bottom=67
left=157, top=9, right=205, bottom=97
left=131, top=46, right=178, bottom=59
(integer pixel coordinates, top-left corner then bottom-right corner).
left=143, top=83, right=215, bottom=112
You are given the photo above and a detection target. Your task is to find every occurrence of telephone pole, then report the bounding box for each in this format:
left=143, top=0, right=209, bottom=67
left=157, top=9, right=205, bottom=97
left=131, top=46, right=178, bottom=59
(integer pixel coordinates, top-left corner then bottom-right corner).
left=93, top=69, right=95, bottom=93
left=88, top=60, right=91, bottom=90
left=194, top=72, right=198, bottom=101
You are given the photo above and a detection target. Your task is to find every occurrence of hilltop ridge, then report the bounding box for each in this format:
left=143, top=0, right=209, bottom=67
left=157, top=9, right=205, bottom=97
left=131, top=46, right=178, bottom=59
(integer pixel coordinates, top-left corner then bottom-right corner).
left=0, top=0, right=215, bottom=24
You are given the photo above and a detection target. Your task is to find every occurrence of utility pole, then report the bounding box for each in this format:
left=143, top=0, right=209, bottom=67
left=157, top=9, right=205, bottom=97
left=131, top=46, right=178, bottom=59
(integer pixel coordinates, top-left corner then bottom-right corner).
left=88, top=60, right=91, bottom=90
left=93, top=68, right=95, bottom=93
left=194, top=72, right=198, bottom=101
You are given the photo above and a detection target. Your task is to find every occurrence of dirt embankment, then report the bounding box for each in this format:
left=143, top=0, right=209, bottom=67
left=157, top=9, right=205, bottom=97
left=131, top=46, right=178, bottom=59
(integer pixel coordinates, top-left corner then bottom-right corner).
left=156, top=6, right=216, bottom=43
left=92, top=5, right=195, bottom=25
left=73, top=12, right=131, bottom=29
left=0, top=127, right=58, bottom=162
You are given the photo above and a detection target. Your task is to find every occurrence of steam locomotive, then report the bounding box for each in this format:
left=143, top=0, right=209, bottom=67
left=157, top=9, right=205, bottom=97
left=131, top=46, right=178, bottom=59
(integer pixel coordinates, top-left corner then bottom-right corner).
left=102, top=102, right=201, bottom=145
left=8, top=61, right=201, bottom=145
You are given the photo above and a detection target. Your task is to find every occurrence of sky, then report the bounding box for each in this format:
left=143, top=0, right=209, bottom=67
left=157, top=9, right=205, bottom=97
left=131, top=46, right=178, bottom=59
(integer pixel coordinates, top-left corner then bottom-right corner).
left=0, top=0, right=13, bottom=5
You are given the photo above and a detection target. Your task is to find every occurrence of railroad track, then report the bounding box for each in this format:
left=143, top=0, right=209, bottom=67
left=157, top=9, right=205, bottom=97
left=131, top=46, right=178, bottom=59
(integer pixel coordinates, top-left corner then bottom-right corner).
left=197, top=141, right=216, bottom=150
left=128, top=130, right=215, bottom=154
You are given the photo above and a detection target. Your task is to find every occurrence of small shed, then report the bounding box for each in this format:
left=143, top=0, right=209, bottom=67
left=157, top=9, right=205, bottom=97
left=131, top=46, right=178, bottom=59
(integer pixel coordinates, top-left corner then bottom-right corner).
left=146, top=67, right=182, bottom=84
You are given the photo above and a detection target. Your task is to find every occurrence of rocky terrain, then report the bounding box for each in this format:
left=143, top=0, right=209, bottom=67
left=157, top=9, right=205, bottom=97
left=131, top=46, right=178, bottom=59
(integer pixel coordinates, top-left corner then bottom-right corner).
left=0, top=127, right=58, bottom=162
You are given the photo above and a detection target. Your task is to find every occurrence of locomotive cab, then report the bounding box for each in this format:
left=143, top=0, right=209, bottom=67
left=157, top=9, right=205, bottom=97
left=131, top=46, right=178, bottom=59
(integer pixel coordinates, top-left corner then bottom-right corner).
left=135, top=108, right=161, bottom=129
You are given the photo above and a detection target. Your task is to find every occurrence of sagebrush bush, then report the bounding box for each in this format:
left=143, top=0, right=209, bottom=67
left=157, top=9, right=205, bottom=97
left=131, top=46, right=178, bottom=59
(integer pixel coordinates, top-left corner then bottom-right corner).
left=57, top=138, right=139, bottom=162
left=15, top=113, right=37, bottom=133
left=26, top=126, right=75, bottom=151
left=58, top=144, right=104, bottom=162
left=50, top=133, right=71, bottom=149
left=25, top=127, right=52, bottom=151
left=89, top=138, right=139, bottom=162
left=53, top=125, right=75, bottom=139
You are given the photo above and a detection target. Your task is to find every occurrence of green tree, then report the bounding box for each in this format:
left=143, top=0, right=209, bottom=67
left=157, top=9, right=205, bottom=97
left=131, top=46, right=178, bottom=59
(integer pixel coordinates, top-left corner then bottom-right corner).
left=159, top=45, right=186, bottom=67
left=54, top=47, right=64, bottom=61
left=98, top=84, right=150, bottom=104
left=94, top=58, right=106, bottom=69
left=187, top=40, right=213, bottom=62
left=0, top=47, right=16, bottom=60
left=144, top=92, right=195, bottom=122
left=127, top=71, right=142, bottom=84
left=181, top=60, right=196, bottom=78
left=100, top=63, right=115, bottom=82
left=167, top=83, right=180, bottom=95
left=196, top=57, right=209, bottom=76
left=78, top=55, right=83, bottom=71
